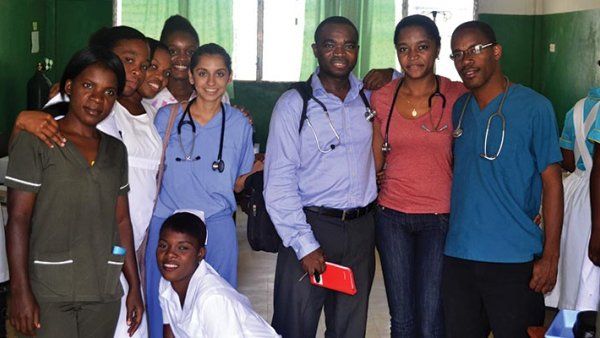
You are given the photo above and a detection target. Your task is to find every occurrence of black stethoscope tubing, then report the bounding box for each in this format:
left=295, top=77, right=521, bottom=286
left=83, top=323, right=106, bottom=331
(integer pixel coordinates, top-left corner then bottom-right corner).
left=382, top=75, right=447, bottom=153
left=176, top=97, right=226, bottom=172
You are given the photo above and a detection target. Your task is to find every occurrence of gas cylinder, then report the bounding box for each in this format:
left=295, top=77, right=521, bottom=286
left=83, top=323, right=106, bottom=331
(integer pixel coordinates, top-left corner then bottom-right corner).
left=26, top=62, right=52, bottom=109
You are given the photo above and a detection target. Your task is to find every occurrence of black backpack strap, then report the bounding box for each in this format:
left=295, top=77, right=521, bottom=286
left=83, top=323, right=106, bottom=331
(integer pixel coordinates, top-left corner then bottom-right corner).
left=358, top=88, right=371, bottom=109
left=289, top=75, right=313, bottom=133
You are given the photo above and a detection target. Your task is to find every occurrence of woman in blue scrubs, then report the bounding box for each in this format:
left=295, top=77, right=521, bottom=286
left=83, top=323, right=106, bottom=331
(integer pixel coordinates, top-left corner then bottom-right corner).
left=145, top=43, right=254, bottom=337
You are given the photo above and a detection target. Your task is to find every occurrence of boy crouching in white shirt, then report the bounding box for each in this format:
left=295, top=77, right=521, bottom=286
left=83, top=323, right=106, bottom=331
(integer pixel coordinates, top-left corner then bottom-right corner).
left=157, top=211, right=280, bottom=338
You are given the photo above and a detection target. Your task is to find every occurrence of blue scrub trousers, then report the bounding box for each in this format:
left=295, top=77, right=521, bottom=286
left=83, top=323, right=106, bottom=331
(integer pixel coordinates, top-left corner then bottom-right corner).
left=145, top=211, right=238, bottom=338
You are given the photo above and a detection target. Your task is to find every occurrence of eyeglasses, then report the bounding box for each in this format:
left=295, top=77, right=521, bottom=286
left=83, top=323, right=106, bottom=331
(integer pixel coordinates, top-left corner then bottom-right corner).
left=449, top=43, right=495, bottom=61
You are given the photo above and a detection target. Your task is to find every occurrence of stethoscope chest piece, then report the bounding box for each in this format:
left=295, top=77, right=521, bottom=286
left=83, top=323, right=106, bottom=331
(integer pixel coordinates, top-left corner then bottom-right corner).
left=365, top=108, right=376, bottom=122
left=381, top=142, right=392, bottom=154
left=212, top=159, right=225, bottom=173
left=452, top=128, right=463, bottom=138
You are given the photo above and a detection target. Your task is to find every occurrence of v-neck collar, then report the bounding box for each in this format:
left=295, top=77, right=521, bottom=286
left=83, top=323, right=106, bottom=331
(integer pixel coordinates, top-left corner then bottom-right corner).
left=470, top=84, right=515, bottom=116
left=161, top=260, right=207, bottom=314
left=64, top=132, right=107, bottom=169
left=185, top=105, right=225, bottom=129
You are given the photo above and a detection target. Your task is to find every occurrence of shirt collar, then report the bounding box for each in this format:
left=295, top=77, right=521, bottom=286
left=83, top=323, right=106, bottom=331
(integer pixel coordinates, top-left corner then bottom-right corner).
left=159, top=260, right=208, bottom=310
left=310, top=67, right=364, bottom=102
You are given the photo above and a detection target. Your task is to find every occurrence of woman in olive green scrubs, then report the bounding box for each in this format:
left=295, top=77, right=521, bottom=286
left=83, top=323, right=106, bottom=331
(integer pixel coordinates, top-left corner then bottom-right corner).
left=5, top=47, right=143, bottom=338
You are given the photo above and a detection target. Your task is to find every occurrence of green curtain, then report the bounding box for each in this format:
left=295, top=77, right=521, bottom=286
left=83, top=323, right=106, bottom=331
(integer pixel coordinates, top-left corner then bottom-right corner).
left=121, top=0, right=233, bottom=52
left=300, top=0, right=397, bottom=80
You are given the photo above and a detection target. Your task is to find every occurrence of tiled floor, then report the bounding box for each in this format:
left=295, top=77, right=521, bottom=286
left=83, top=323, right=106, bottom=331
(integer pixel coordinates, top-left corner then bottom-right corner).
left=235, top=211, right=392, bottom=338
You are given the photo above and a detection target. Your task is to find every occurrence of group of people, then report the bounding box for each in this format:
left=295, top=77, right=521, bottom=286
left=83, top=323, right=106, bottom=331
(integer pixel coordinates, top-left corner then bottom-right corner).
left=3, top=11, right=598, bottom=338
left=265, top=14, right=598, bottom=338
left=7, top=15, right=267, bottom=338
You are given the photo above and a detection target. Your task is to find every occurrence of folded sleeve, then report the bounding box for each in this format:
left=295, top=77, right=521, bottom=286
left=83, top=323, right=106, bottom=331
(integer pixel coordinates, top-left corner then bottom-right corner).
left=5, top=132, right=43, bottom=193
left=559, top=108, right=575, bottom=150
left=589, top=109, right=600, bottom=143
left=532, top=98, right=563, bottom=173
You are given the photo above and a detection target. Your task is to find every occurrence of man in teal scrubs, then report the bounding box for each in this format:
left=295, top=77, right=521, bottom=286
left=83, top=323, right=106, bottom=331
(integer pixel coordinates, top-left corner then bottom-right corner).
left=442, top=21, right=564, bottom=338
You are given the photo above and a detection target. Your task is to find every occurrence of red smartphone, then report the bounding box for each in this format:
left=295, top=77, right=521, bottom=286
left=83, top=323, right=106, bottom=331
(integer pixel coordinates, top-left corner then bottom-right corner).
left=309, top=261, right=357, bottom=295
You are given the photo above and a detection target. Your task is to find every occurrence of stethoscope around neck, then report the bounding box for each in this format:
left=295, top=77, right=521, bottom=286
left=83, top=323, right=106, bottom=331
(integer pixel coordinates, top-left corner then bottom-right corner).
left=381, top=75, right=447, bottom=154
left=176, top=97, right=226, bottom=173
left=304, top=77, right=374, bottom=154
left=453, top=76, right=510, bottom=161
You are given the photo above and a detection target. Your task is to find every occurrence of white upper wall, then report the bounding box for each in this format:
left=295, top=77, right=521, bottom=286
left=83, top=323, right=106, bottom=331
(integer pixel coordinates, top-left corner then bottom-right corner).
left=536, top=0, right=600, bottom=14
left=478, top=0, right=600, bottom=15
left=478, top=0, right=536, bottom=15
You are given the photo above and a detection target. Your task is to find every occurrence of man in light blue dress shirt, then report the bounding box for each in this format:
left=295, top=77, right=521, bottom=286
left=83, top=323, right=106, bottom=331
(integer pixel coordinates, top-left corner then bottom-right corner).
left=264, top=16, right=377, bottom=338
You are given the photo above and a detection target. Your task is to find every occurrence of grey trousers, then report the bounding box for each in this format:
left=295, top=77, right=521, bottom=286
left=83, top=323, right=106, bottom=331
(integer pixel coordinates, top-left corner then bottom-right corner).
left=271, top=210, right=376, bottom=338
left=596, top=309, right=600, bottom=338
left=21, top=300, right=120, bottom=338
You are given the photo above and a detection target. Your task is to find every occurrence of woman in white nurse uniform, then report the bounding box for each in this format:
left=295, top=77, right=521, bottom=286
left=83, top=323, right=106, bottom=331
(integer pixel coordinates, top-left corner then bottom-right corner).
left=546, top=87, right=600, bottom=311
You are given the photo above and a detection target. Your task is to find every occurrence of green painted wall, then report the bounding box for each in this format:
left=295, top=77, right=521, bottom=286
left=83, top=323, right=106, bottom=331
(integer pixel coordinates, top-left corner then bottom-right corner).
left=0, top=0, right=112, bottom=133
left=532, top=9, right=600, bottom=128
left=230, top=81, right=293, bottom=152
left=50, top=0, right=113, bottom=82
left=478, top=14, right=536, bottom=88
left=0, top=0, right=47, bottom=133
left=480, top=9, right=600, bottom=129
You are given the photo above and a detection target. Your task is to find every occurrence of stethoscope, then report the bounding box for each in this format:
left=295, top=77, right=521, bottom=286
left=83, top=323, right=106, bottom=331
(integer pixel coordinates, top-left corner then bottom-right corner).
left=306, top=89, right=374, bottom=154
left=453, top=76, right=510, bottom=161
left=176, top=97, right=226, bottom=172
left=382, top=75, right=447, bottom=154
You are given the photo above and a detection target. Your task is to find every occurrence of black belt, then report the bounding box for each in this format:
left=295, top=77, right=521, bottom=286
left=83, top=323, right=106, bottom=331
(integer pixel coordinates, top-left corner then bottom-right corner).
left=304, top=202, right=376, bottom=221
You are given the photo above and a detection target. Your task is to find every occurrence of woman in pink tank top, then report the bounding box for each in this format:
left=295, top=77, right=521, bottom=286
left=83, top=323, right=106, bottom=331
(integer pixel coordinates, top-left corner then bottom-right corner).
left=370, top=15, right=467, bottom=338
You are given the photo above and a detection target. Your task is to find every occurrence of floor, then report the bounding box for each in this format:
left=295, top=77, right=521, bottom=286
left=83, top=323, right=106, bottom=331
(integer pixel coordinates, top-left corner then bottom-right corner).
left=235, top=210, right=558, bottom=338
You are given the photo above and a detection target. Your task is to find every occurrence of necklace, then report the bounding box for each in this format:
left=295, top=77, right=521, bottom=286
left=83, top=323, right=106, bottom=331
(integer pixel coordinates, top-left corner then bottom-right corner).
left=404, top=97, right=420, bottom=117
left=402, top=80, right=438, bottom=118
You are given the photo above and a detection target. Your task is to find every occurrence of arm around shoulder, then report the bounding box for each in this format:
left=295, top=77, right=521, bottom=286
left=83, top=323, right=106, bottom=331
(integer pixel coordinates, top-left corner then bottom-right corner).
left=11, top=110, right=65, bottom=148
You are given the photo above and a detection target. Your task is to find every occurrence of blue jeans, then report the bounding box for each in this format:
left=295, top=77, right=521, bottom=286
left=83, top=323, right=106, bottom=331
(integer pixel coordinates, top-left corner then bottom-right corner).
left=375, top=206, right=448, bottom=338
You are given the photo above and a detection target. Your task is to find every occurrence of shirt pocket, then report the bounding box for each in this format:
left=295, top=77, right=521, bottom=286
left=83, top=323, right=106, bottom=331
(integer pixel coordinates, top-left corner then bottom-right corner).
left=31, top=251, right=74, bottom=297
left=103, top=254, right=125, bottom=296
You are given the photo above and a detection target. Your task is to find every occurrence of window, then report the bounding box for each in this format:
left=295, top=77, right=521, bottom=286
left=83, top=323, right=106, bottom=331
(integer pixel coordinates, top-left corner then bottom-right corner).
left=233, top=0, right=305, bottom=81
left=261, top=0, right=305, bottom=81
left=231, top=0, right=258, bottom=80
left=116, top=0, right=475, bottom=82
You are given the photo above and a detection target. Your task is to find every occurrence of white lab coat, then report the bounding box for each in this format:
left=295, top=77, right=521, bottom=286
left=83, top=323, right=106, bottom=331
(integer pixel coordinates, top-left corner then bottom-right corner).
left=99, top=102, right=161, bottom=338
left=159, top=260, right=280, bottom=338
left=545, top=99, right=600, bottom=311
